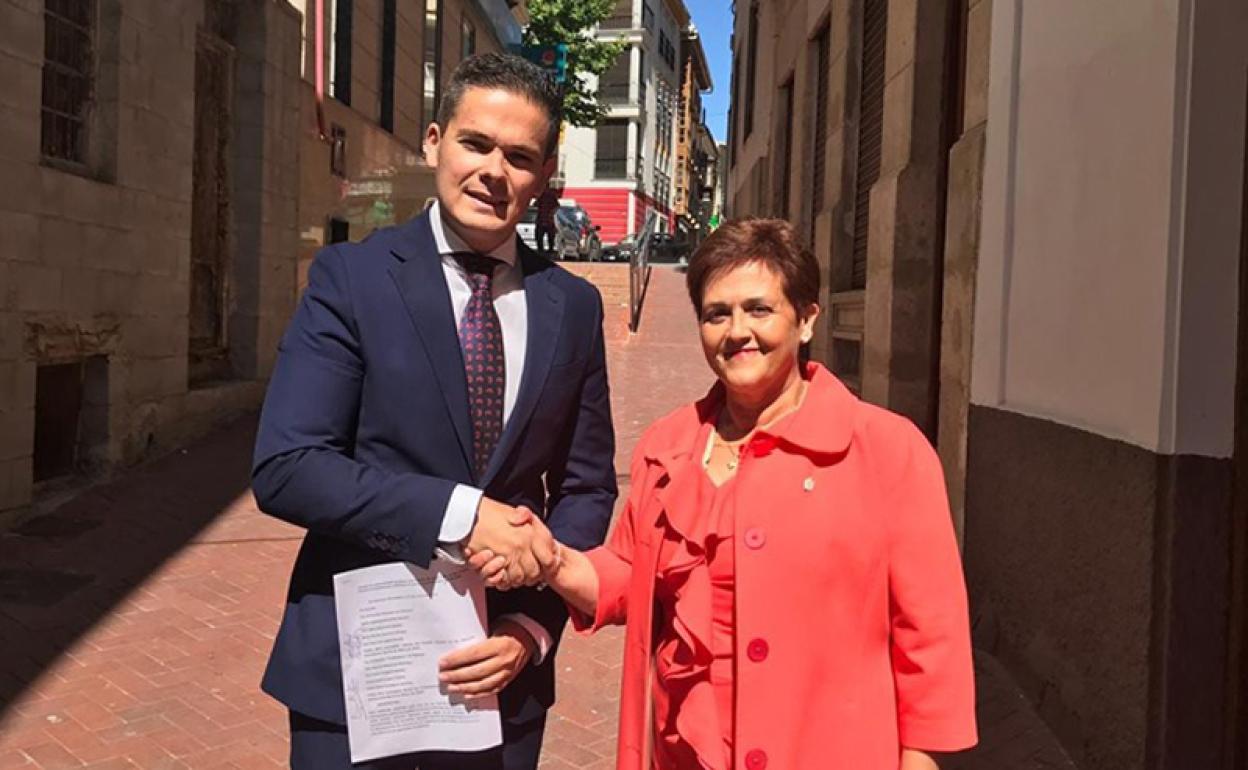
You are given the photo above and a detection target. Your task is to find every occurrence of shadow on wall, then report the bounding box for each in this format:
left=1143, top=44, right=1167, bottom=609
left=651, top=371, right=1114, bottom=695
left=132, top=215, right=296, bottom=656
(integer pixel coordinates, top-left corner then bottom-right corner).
left=0, top=415, right=262, bottom=715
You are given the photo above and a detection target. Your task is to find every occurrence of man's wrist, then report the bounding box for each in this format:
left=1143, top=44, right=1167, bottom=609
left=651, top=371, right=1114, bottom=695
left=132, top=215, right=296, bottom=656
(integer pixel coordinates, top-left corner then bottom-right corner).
left=494, top=618, right=538, bottom=662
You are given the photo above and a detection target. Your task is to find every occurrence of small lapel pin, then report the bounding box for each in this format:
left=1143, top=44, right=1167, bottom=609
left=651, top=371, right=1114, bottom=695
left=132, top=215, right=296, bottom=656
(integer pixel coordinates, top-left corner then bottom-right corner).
left=803, top=477, right=815, bottom=492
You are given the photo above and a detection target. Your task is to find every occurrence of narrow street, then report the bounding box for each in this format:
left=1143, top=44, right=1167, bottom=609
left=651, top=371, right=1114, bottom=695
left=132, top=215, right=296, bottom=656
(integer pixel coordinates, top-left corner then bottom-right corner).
left=0, top=266, right=1072, bottom=769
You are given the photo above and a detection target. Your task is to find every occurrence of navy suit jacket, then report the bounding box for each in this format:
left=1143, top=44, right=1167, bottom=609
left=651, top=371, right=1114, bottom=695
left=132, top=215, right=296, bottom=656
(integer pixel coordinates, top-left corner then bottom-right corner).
left=252, top=211, right=617, bottom=726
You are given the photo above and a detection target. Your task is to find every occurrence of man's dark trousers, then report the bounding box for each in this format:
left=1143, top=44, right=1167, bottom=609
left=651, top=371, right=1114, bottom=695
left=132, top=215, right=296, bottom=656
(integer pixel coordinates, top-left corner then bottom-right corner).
left=252, top=210, right=617, bottom=769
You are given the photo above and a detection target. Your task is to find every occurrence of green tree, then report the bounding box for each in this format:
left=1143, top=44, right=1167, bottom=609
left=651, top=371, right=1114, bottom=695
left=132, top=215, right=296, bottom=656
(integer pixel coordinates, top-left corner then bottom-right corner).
left=523, top=0, right=628, bottom=128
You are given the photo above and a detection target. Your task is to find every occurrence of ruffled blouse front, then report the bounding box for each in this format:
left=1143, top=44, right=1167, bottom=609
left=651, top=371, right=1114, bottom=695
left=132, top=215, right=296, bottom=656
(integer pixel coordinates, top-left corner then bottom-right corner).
left=650, top=423, right=739, bottom=770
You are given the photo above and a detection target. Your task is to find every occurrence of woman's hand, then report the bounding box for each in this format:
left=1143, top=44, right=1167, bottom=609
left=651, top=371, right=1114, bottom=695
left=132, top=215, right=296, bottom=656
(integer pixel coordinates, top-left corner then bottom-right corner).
left=467, top=541, right=563, bottom=591
left=900, top=749, right=940, bottom=770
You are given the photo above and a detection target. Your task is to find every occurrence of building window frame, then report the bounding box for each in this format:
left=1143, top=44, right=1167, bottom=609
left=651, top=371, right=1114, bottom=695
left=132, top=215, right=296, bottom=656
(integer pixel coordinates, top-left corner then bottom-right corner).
left=744, top=2, right=759, bottom=139
left=41, top=0, right=96, bottom=168
left=461, top=16, right=476, bottom=60
left=422, top=0, right=444, bottom=127
left=332, top=0, right=353, bottom=106
left=379, top=0, right=396, bottom=132
left=595, top=118, right=630, bottom=179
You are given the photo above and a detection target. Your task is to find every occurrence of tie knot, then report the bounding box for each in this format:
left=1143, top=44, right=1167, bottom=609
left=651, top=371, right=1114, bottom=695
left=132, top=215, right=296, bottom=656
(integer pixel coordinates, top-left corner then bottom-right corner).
left=455, top=252, right=501, bottom=279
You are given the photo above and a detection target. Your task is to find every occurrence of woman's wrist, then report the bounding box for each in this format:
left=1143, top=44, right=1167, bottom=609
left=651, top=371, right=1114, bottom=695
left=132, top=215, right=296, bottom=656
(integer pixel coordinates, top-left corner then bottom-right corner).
left=900, top=748, right=939, bottom=770
left=546, top=545, right=599, bottom=617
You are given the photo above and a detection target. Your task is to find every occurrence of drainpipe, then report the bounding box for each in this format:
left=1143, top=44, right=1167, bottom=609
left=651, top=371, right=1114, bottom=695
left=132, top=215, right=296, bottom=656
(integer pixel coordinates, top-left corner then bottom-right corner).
left=315, top=0, right=327, bottom=139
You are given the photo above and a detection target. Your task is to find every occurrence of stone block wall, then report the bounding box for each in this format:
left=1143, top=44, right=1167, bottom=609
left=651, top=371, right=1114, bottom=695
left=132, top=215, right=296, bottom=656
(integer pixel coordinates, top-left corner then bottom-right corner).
left=0, top=0, right=303, bottom=527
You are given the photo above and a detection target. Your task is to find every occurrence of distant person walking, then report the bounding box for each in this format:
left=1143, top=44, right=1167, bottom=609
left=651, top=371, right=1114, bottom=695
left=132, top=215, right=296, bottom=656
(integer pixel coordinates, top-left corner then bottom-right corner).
left=535, top=187, right=559, bottom=255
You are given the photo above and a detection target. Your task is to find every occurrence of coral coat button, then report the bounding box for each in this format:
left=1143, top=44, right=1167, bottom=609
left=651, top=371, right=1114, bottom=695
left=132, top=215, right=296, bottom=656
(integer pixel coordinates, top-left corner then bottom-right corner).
left=745, top=749, right=768, bottom=770
left=747, top=638, right=769, bottom=662
left=744, top=528, right=766, bottom=549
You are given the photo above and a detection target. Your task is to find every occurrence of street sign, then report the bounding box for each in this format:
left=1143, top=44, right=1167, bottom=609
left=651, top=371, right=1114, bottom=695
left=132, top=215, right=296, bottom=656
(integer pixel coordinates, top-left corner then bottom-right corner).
left=517, top=43, right=568, bottom=83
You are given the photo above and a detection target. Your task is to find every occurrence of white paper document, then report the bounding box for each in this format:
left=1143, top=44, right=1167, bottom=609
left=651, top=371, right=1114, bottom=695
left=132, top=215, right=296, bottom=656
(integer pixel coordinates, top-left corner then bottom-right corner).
left=333, top=560, right=503, bottom=763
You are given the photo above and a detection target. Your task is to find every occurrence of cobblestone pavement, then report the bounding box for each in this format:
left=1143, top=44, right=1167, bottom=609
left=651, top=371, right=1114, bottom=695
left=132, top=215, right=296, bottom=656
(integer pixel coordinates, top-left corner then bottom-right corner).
left=0, top=265, right=1076, bottom=769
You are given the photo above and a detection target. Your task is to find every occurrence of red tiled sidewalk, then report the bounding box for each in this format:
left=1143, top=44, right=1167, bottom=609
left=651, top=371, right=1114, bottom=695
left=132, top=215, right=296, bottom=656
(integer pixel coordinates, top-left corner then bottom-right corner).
left=0, top=266, right=1075, bottom=769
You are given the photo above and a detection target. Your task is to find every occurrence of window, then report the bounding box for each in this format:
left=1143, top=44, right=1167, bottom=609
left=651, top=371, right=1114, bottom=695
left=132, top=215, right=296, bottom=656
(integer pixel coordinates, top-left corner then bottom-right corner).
left=642, top=2, right=654, bottom=31
left=461, top=17, right=476, bottom=59
left=330, top=124, right=346, bottom=176
left=810, top=22, right=830, bottom=241
left=639, top=49, right=647, bottom=108
left=744, top=2, right=758, bottom=138
left=852, top=0, right=887, bottom=290
left=595, top=119, right=629, bottom=178
left=599, top=48, right=631, bottom=105
left=379, top=0, right=396, bottom=132
left=729, top=52, right=740, bottom=167
left=332, top=0, right=353, bottom=105
left=778, top=76, right=794, bottom=217
left=41, top=0, right=95, bottom=165
left=423, top=0, right=443, bottom=126
left=328, top=217, right=350, bottom=244
left=658, top=32, right=675, bottom=70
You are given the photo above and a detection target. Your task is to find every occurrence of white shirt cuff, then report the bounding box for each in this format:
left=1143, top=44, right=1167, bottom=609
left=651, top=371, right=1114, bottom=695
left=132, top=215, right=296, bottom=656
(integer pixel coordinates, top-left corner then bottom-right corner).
left=498, top=613, right=553, bottom=665
left=434, top=484, right=482, bottom=563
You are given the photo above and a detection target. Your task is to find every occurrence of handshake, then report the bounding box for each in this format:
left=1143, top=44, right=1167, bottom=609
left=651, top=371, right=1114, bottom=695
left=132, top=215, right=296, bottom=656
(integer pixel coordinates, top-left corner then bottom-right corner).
left=462, top=497, right=562, bottom=590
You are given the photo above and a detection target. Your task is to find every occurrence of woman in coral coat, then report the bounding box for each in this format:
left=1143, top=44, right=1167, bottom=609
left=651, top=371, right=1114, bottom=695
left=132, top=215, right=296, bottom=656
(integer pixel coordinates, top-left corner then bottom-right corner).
left=468, top=219, right=977, bottom=769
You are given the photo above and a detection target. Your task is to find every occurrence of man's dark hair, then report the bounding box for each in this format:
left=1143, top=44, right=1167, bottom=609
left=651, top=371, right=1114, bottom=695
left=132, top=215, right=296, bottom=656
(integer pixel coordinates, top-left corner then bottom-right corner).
left=437, top=52, right=563, bottom=157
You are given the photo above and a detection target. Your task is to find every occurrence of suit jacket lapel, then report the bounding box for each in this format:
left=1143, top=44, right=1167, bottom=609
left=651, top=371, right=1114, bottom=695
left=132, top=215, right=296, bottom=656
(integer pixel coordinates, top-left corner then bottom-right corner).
left=482, top=246, right=565, bottom=486
left=387, top=212, right=475, bottom=479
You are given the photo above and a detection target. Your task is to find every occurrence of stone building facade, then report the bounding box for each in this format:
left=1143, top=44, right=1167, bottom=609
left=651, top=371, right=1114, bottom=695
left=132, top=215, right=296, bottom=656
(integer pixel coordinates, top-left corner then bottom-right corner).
left=0, top=0, right=522, bottom=527
left=726, top=1, right=1248, bottom=768
left=0, top=0, right=302, bottom=527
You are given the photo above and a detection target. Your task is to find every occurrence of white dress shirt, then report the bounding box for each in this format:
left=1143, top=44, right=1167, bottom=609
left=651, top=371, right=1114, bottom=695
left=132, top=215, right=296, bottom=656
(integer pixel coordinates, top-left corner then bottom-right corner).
left=429, top=201, right=551, bottom=663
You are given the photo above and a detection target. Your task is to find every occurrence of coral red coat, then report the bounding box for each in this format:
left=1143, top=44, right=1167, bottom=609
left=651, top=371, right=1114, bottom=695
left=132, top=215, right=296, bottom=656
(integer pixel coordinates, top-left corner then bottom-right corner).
left=572, top=364, right=977, bottom=770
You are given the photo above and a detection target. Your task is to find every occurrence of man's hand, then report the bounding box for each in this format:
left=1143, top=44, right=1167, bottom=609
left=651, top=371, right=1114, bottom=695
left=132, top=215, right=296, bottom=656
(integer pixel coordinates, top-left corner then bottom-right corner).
left=464, top=499, right=558, bottom=588
left=438, top=619, right=536, bottom=699
left=468, top=536, right=562, bottom=590
left=464, top=498, right=542, bottom=585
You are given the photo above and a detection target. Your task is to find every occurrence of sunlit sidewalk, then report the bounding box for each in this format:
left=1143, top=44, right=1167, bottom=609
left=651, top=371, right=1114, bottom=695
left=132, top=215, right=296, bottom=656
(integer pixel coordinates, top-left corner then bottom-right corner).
left=0, top=266, right=1074, bottom=769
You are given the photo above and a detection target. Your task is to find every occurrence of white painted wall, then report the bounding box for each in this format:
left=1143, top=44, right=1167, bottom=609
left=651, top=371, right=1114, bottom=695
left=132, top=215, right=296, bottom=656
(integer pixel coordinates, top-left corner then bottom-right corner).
left=973, top=0, right=1247, bottom=457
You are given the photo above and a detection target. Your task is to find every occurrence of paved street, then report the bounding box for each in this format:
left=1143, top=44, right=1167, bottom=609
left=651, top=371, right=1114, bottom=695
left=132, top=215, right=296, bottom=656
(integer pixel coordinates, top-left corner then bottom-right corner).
left=0, top=266, right=1075, bottom=769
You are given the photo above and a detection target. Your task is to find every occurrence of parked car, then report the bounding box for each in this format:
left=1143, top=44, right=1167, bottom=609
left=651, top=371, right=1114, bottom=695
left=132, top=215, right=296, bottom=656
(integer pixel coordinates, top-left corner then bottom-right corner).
left=517, top=205, right=539, bottom=251
left=648, top=232, right=691, bottom=264
left=601, top=233, right=637, bottom=263
left=554, top=203, right=603, bottom=261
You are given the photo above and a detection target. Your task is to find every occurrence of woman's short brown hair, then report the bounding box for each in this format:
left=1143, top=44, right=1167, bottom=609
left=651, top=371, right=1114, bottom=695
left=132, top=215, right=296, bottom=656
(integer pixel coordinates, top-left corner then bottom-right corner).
left=685, top=218, right=821, bottom=314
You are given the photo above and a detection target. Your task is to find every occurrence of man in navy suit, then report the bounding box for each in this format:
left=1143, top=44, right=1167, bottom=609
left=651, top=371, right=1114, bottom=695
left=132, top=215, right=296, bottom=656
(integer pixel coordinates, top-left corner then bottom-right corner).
left=252, top=53, right=617, bottom=769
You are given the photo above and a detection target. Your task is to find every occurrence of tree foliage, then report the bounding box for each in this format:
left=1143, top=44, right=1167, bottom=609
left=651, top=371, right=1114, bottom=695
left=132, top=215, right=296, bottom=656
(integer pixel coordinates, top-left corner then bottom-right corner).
left=523, top=0, right=628, bottom=128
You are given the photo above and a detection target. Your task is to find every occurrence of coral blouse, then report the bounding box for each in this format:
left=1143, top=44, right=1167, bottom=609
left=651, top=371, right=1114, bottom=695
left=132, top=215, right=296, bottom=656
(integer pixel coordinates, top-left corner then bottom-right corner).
left=650, top=437, right=739, bottom=769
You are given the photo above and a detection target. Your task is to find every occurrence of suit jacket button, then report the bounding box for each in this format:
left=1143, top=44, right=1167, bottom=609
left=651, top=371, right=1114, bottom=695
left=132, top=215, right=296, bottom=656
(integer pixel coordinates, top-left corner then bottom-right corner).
left=744, top=528, right=765, bottom=550
left=745, top=749, right=767, bottom=770
left=747, top=638, right=769, bottom=662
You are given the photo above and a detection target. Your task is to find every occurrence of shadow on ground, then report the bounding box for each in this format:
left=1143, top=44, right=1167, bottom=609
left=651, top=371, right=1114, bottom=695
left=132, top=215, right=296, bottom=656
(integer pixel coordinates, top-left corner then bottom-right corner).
left=0, top=416, right=260, bottom=715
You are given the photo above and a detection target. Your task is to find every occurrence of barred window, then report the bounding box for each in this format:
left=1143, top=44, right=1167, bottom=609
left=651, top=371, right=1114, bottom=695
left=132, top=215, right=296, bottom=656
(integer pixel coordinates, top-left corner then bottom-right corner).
left=41, top=0, right=95, bottom=164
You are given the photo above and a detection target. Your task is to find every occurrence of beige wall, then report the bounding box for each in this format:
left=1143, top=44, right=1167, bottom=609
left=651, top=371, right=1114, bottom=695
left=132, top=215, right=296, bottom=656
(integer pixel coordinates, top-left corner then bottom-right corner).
left=0, top=0, right=302, bottom=524
left=972, top=0, right=1247, bottom=457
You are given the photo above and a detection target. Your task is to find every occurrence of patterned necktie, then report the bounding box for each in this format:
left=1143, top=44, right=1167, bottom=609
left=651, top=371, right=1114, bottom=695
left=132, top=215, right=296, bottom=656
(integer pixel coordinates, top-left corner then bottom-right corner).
left=455, top=253, right=505, bottom=479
